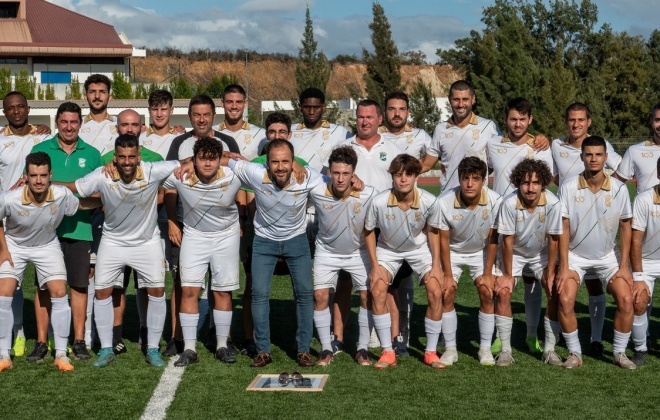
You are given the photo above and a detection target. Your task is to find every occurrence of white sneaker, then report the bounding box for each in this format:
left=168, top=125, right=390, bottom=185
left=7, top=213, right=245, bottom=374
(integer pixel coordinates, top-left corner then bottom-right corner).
left=542, top=350, right=563, bottom=366
left=478, top=346, right=495, bottom=366
left=613, top=352, right=636, bottom=370
left=440, top=347, right=458, bottom=366
left=495, top=350, right=515, bottom=367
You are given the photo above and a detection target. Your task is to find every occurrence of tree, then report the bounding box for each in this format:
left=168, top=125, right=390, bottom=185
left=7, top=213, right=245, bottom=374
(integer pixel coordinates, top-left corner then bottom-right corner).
left=0, top=67, right=11, bottom=99
left=44, top=83, right=55, bottom=100
left=295, top=6, right=332, bottom=96
left=170, top=77, right=195, bottom=99
left=112, top=69, right=133, bottom=99
left=199, top=74, right=239, bottom=98
left=408, top=78, right=440, bottom=134
left=134, top=83, right=148, bottom=99
left=65, top=76, right=82, bottom=100
left=14, top=68, right=35, bottom=100
left=362, top=2, right=402, bottom=105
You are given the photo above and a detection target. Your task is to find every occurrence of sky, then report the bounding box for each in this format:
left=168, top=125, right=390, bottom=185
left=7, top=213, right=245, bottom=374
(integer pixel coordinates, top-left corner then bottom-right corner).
left=48, top=0, right=657, bottom=62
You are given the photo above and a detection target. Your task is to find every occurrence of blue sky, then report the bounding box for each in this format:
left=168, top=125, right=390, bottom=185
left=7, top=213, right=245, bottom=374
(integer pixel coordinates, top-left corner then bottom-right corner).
left=49, top=0, right=656, bottom=62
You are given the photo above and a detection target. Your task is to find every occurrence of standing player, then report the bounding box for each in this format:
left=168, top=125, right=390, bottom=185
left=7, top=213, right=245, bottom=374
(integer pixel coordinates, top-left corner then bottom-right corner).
left=556, top=136, right=635, bottom=369
left=141, top=89, right=179, bottom=160
left=486, top=159, right=562, bottom=366
left=364, top=154, right=444, bottom=370
left=164, top=137, right=242, bottom=366
left=436, top=157, right=502, bottom=366
left=310, top=146, right=376, bottom=366
left=213, top=84, right=265, bottom=161
left=0, top=152, right=99, bottom=372
left=616, top=104, right=660, bottom=193
left=79, top=74, right=117, bottom=156
left=551, top=102, right=622, bottom=357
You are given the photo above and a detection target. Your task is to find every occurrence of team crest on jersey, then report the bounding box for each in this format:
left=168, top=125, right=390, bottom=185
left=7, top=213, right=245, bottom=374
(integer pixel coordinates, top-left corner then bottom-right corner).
left=78, top=158, right=86, bottom=168
left=414, top=211, right=422, bottom=221
left=18, top=210, right=29, bottom=216
left=472, top=129, right=480, bottom=140
left=110, top=126, right=118, bottom=134
left=4, top=141, right=14, bottom=148
left=353, top=203, right=362, bottom=214
left=322, top=131, right=329, bottom=140
left=538, top=212, right=546, bottom=223
left=604, top=195, right=612, bottom=207
left=517, top=215, right=524, bottom=223
left=482, top=209, right=489, bottom=220
left=50, top=204, right=58, bottom=215
left=294, top=191, right=301, bottom=197
left=379, top=152, right=387, bottom=161
left=323, top=203, right=333, bottom=210
left=244, top=134, right=252, bottom=145
left=406, top=134, right=413, bottom=144
left=386, top=214, right=396, bottom=220
left=445, top=133, right=454, bottom=139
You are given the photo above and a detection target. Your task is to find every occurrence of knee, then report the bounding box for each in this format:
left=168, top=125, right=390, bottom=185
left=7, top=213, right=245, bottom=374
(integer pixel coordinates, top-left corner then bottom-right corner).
left=147, top=287, right=165, bottom=298
left=496, top=288, right=512, bottom=302
left=181, top=287, right=197, bottom=301
left=49, top=288, right=67, bottom=299
left=558, top=293, right=574, bottom=313
left=314, top=289, right=329, bottom=307
left=634, top=299, right=648, bottom=316
left=370, top=286, right=388, bottom=304
left=616, top=292, right=633, bottom=313
left=426, top=288, right=443, bottom=306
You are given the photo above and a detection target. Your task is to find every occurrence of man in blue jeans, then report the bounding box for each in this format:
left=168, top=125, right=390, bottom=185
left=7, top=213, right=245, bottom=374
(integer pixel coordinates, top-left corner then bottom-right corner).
left=227, top=139, right=325, bottom=367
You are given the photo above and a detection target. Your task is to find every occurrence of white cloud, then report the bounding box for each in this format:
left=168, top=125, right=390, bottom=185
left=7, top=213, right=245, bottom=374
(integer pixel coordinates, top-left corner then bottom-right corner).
left=237, top=0, right=309, bottom=13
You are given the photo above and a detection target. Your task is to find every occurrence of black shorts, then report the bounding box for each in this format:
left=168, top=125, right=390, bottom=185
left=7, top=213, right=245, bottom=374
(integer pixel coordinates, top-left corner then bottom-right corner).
left=59, top=238, right=91, bottom=288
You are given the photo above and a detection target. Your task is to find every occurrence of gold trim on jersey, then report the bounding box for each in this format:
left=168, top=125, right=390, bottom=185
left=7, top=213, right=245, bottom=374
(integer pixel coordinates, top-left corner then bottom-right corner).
left=83, top=113, right=114, bottom=123
left=218, top=120, right=251, bottom=131
left=378, top=124, right=413, bottom=133
left=644, top=140, right=660, bottom=147
left=324, top=182, right=360, bottom=200
left=446, top=113, right=479, bottom=129
left=110, top=164, right=145, bottom=182
left=188, top=168, right=226, bottom=186
left=261, top=171, right=295, bottom=189
left=2, top=124, right=38, bottom=136
left=653, top=186, right=660, bottom=204
left=387, top=187, right=421, bottom=209
left=146, top=126, right=177, bottom=136
left=577, top=173, right=611, bottom=191
left=21, top=185, right=55, bottom=205
left=454, top=187, right=488, bottom=208
left=501, top=133, right=535, bottom=147
left=515, top=191, right=547, bottom=210
left=295, top=120, right=331, bottom=130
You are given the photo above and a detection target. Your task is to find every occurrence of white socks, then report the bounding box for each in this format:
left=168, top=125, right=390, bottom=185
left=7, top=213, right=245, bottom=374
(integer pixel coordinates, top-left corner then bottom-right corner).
left=562, top=329, right=581, bottom=355
left=94, top=296, right=114, bottom=349
left=357, top=307, right=372, bottom=351
left=424, top=317, right=442, bottom=352
left=313, top=308, right=332, bottom=352
left=612, top=329, right=631, bottom=355
left=147, top=294, right=166, bottom=350
left=442, top=309, right=458, bottom=348
left=543, top=317, right=561, bottom=353
left=213, top=309, right=232, bottom=350
left=632, top=314, right=648, bottom=352
left=180, top=312, right=199, bottom=352
left=50, top=296, right=71, bottom=357
left=373, top=313, right=392, bottom=351
left=0, top=296, right=13, bottom=357
left=478, top=311, right=495, bottom=348
left=495, top=315, right=513, bottom=352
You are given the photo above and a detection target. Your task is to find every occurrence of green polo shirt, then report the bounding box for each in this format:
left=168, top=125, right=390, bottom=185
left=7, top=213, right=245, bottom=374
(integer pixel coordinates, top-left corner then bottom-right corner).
left=31, top=135, right=102, bottom=241
left=101, top=146, right=164, bottom=165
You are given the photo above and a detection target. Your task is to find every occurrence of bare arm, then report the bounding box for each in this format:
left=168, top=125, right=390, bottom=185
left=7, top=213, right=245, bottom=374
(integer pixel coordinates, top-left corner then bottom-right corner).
left=52, top=181, right=79, bottom=195
left=0, top=222, right=13, bottom=268
left=164, top=188, right=182, bottom=247
left=420, top=153, right=439, bottom=173
left=78, top=197, right=103, bottom=210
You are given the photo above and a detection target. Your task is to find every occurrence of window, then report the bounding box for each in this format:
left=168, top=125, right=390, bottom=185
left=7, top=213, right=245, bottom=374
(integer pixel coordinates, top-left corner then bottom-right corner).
left=0, top=2, right=19, bottom=18
left=0, top=57, right=27, bottom=64
left=41, top=72, right=72, bottom=84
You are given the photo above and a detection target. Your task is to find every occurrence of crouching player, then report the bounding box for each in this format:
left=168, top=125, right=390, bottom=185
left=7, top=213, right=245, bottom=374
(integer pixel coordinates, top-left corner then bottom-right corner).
left=0, top=152, right=100, bottom=371
left=364, top=154, right=444, bottom=369
left=164, top=137, right=242, bottom=366
left=486, top=159, right=562, bottom=366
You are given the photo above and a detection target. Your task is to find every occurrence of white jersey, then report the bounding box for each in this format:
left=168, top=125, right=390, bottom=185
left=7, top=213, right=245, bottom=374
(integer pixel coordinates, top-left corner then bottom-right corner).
left=213, top=121, right=266, bottom=161
left=163, top=167, right=242, bottom=234
left=79, top=114, right=117, bottom=156
left=290, top=120, right=350, bottom=171
left=558, top=173, right=631, bottom=260
left=378, top=125, right=432, bottom=160
left=75, top=160, right=179, bottom=245
left=365, top=187, right=440, bottom=252
left=427, top=113, right=501, bottom=192
left=487, top=134, right=554, bottom=196
left=176, top=136, right=232, bottom=161
left=309, top=183, right=377, bottom=255
left=0, top=185, right=78, bottom=247
left=139, top=127, right=178, bottom=160
left=551, top=137, right=622, bottom=185
left=631, top=187, right=660, bottom=260
left=228, top=159, right=325, bottom=241
left=0, top=125, right=48, bottom=191
left=340, top=134, right=402, bottom=193
left=496, top=190, right=562, bottom=258
left=615, top=140, right=660, bottom=193
left=436, top=187, right=502, bottom=254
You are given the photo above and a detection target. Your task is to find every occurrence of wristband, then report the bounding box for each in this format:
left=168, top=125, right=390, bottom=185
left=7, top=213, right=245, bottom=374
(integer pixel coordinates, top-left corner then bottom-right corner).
left=633, top=272, right=645, bottom=282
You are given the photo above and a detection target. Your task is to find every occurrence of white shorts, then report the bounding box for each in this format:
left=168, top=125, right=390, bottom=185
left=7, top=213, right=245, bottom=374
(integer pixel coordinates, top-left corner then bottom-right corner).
left=639, top=258, right=660, bottom=297
left=95, top=235, right=166, bottom=290
left=0, top=237, right=66, bottom=289
left=501, top=253, right=547, bottom=281
left=377, top=244, right=432, bottom=284
left=313, top=251, right=370, bottom=291
left=449, top=250, right=501, bottom=283
left=180, top=226, right=240, bottom=292
left=568, top=250, right=620, bottom=288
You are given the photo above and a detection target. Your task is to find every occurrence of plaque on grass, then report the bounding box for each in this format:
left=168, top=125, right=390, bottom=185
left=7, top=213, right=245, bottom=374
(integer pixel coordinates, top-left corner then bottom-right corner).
left=246, top=374, right=329, bottom=392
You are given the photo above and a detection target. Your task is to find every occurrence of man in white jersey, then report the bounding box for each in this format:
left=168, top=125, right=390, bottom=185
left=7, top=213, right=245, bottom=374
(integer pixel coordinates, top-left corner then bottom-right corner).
left=365, top=154, right=444, bottom=369
left=629, top=157, right=660, bottom=366
left=163, top=137, right=242, bottom=366
left=79, top=74, right=117, bottom=156
left=436, top=156, right=502, bottom=366
left=487, top=97, right=554, bottom=355
left=556, top=135, right=635, bottom=369
left=60, top=134, right=191, bottom=368
left=310, top=146, right=376, bottom=366
left=226, top=139, right=325, bottom=368
left=1, top=91, right=50, bottom=357
left=551, top=102, right=622, bottom=357
left=141, top=90, right=179, bottom=159
left=485, top=159, right=562, bottom=366
left=0, top=152, right=99, bottom=372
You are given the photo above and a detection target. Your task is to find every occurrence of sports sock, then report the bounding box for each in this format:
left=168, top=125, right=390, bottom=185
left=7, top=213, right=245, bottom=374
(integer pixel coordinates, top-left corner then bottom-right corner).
left=313, top=308, right=332, bottom=352
left=495, top=315, right=514, bottom=352
left=524, top=280, right=542, bottom=338
left=373, top=313, right=392, bottom=351
left=424, top=317, right=442, bottom=352
left=562, top=329, right=581, bottom=355
left=136, top=288, right=148, bottom=328
left=212, top=309, right=232, bottom=350
left=94, top=296, right=114, bottom=349
left=543, top=316, right=561, bottom=352
left=442, top=309, right=458, bottom=347
left=588, top=294, right=606, bottom=342
left=478, top=311, right=495, bottom=348
left=147, top=294, right=166, bottom=350
left=179, top=312, right=199, bottom=352
left=85, top=275, right=94, bottom=342
left=11, top=287, right=24, bottom=338
left=357, top=307, right=371, bottom=351
left=113, top=325, right=123, bottom=343
left=632, top=314, right=648, bottom=352
left=50, top=296, right=71, bottom=358
left=0, top=296, right=14, bottom=357
left=613, top=329, right=631, bottom=355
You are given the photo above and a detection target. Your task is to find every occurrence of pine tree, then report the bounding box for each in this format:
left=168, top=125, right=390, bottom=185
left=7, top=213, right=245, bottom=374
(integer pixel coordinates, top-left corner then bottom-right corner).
left=170, top=77, right=195, bottom=99
left=362, top=2, right=401, bottom=106
left=0, top=67, right=11, bottom=99
left=66, top=76, right=82, bottom=100
left=112, top=69, right=133, bottom=99
left=14, top=68, right=35, bottom=100
left=295, top=6, right=331, bottom=96
left=409, top=78, right=440, bottom=134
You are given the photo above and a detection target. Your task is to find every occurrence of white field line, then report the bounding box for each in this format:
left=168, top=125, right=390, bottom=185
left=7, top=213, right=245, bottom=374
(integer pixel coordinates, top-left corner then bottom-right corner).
left=140, top=358, right=185, bottom=420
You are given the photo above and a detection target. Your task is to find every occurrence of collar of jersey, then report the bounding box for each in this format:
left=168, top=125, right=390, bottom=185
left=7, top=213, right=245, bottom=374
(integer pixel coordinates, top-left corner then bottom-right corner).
left=501, top=133, right=535, bottom=147
left=21, top=185, right=55, bottom=205
left=560, top=135, right=591, bottom=147
left=577, top=173, right=611, bottom=191
left=83, top=113, right=114, bottom=124
left=188, top=168, right=226, bottom=186
left=446, top=113, right=478, bottom=129
left=219, top=120, right=250, bottom=131
left=146, top=126, right=176, bottom=136
left=295, top=120, right=331, bottom=130
left=378, top=124, right=412, bottom=134
left=324, top=182, right=360, bottom=199
left=110, top=164, right=145, bottom=182
left=644, top=140, right=660, bottom=147
left=387, top=187, right=421, bottom=209
left=261, top=171, right=294, bottom=189
left=454, top=187, right=488, bottom=208
left=515, top=191, right=547, bottom=210
left=2, top=124, right=38, bottom=136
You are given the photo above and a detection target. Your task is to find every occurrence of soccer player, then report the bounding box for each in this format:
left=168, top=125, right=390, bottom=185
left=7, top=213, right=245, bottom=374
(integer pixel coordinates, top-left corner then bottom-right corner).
left=310, top=146, right=376, bottom=366
left=1, top=91, right=50, bottom=357
left=436, top=156, right=502, bottom=366
left=551, top=102, right=622, bottom=357
left=163, top=137, right=242, bottom=366
left=487, top=97, right=554, bottom=354
left=213, top=84, right=265, bottom=161
left=616, top=104, right=660, bottom=193
left=628, top=157, right=660, bottom=366
left=556, top=135, right=635, bottom=369
left=0, top=152, right=100, bottom=372
left=79, top=74, right=117, bottom=155
left=227, top=139, right=325, bottom=368
left=60, top=134, right=191, bottom=368
left=141, top=89, right=180, bottom=160
left=486, top=159, right=562, bottom=366
left=364, top=154, right=444, bottom=370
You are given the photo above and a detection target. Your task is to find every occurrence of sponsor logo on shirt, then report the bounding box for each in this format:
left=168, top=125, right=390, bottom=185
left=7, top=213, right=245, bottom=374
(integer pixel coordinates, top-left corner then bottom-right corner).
left=379, top=152, right=387, bottom=161
left=78, top=158, right=86, bottom=168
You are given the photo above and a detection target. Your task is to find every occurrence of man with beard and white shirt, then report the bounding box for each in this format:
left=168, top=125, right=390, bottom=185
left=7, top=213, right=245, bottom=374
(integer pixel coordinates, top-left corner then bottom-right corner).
left=79, top=74, right=117, bottom=156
